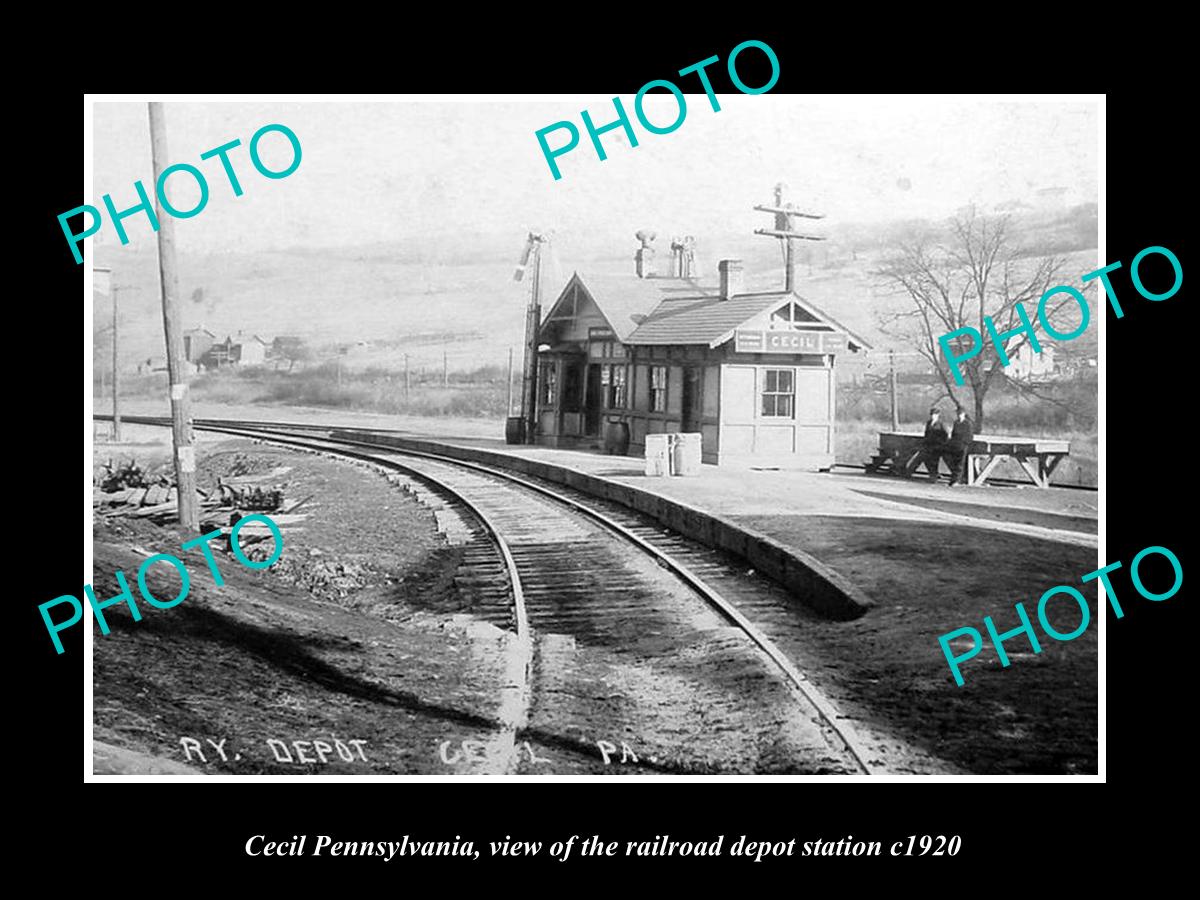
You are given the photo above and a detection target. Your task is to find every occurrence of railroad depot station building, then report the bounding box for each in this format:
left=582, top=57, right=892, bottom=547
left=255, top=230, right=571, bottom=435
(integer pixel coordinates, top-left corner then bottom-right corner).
left=534, top=240, right=870, bottom=470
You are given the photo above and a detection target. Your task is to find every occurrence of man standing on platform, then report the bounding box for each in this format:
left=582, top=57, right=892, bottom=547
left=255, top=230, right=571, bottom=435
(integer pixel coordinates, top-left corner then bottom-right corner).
left=946, top=406, right=975, bottom=486
left=917, top=406, right=949, bottom=481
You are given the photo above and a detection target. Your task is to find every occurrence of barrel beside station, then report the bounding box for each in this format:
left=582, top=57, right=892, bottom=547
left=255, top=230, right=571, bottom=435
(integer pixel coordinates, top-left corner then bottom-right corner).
left=603, top=418, right=631, bottom=456
left=505, top=416, right=525, bottom=445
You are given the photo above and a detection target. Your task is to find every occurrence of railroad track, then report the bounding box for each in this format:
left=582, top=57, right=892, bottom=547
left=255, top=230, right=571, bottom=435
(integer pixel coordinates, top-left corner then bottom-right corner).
left=102, top=415, right=898, bottom=775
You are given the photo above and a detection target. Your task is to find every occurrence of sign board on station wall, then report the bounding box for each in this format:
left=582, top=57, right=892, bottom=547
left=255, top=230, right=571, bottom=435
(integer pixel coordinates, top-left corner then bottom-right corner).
left=733, top=330, right=848, bottom=354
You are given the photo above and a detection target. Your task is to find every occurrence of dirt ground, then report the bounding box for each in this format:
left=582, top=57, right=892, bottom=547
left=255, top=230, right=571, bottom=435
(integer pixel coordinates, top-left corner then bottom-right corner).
left=93, top=439, right=853, bottom=776
left=92, top=440, right=520, bottom=774
left=732, top=514, right=1099, bottom=774
left=847, top=487, right=1097, bottom=534
left=92, top=431, right=1098, bottom=776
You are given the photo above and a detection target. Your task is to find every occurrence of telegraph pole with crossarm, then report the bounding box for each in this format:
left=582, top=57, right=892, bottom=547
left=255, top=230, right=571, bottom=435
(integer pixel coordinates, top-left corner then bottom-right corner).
left=753, top=182, right=825, bottom=292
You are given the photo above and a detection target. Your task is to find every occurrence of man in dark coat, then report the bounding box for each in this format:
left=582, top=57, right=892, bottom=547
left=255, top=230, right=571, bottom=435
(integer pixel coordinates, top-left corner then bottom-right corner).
left=946, top=406, right=975, bottom=486
left=917, top=407, right=949, bottom=481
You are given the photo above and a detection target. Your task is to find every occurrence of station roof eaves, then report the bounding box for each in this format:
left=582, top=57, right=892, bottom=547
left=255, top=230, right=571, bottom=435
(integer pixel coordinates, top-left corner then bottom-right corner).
left=545, top=271, right=873, bottom=351
left=544, top=271, right=717, bottom=342
left=629, top=290, right=874, bottom=350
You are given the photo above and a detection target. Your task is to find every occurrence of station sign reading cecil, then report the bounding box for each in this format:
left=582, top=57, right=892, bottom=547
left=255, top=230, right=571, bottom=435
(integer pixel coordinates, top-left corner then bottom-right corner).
left=734, top=330, right=847, bottom=354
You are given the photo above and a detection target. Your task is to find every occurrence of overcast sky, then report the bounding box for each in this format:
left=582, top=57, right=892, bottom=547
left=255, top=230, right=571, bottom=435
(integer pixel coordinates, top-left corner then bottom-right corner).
left=91, top=97, right=1099, bottom=258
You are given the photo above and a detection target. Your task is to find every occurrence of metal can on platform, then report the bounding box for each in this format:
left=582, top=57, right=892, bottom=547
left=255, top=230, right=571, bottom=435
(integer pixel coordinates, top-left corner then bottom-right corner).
left=644, top=434, right=670, bottom=476
left=672, top=432, right=702, bottom=476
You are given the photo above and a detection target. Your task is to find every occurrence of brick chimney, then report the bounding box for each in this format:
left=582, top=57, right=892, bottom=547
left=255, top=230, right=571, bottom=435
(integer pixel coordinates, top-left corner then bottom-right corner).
left=718, top=259, right=744, bottom=300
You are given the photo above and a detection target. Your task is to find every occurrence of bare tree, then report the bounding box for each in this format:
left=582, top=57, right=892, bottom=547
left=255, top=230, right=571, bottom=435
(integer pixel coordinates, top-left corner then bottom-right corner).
left=272, top=336, right=312, bottom=373
left=877, top=206, right=1078, bottom=431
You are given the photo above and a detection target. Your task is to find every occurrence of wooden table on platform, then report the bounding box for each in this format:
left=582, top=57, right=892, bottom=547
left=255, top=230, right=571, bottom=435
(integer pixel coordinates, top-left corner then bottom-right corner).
left=866, top=431, right=1071, bottom=488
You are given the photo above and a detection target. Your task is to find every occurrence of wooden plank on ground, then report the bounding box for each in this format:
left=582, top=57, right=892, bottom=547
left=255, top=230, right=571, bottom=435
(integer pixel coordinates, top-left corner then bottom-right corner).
left=222, top=466, right=292, bottom=486
left=97, top=488, right=134, bottom=505
left=131, top=501, right=177, bottom=517
left=143, top=485, right=168, bottom=506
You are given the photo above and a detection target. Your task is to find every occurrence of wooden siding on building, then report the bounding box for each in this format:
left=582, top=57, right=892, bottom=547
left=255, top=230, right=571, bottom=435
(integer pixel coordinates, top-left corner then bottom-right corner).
left=718, top=351, right=835, bottom=469
left=531, top=271, right=861, bottom=469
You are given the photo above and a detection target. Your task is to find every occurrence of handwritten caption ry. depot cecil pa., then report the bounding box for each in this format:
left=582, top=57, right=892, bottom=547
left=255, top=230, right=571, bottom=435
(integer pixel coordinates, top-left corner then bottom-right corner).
left=59, top=122, right=301, bottom=264
left=535, top=39, right=781, bottom=181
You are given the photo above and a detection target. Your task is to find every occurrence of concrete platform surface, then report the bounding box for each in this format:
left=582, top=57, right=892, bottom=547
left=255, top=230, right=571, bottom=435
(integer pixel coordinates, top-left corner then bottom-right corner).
left=356, top=431, right=1099, bottom=549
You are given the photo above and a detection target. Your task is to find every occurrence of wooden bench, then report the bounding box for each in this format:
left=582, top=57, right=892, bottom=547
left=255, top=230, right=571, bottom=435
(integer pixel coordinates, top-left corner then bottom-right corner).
left=867, top=431, right=1070, bottom=488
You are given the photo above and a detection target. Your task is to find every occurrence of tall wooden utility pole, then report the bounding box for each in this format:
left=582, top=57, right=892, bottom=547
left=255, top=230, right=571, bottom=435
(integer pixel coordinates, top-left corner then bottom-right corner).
left=148, top=103, right=199, bottom=532
left=753, top=182, right=825, bottom=292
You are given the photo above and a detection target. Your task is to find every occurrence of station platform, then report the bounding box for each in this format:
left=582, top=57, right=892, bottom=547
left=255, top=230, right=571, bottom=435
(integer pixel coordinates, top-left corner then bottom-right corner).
left=334, top=424, right=1099, bottom=620
left=106, top=402, right=1099, bottom=620
left=408, top=434, right=1098, bottom=541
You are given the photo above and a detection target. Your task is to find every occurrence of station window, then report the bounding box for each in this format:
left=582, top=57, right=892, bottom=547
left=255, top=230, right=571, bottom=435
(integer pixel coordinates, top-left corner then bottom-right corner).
left=650, top=365, right=668, bottom=412
left=590, top=340, right=628, bottom=359
left=603, top=364, right=627, bottom=408
left=761, top=368, right=795, bottom=417
left=540, top=362, right=557, bottom=406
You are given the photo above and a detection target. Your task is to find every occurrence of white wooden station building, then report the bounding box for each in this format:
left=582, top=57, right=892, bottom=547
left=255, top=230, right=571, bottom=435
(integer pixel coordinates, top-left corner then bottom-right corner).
left=533, top=241, right=869, bottom=470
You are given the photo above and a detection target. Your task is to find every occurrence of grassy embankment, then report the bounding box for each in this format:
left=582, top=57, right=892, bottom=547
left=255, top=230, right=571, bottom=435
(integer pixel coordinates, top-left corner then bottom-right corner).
left=109, top=362, right=511, bottom=419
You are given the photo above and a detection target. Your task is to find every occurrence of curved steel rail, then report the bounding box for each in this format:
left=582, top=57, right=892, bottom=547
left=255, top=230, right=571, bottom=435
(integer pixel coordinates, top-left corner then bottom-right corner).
left=209, top=419, right=878, bottom=774
left=104, top=414, right=879, bottom=774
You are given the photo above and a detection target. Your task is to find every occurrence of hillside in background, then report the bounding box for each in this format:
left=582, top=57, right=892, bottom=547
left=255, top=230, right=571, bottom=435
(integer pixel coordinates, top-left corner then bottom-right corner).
left=93, top=202, right=1099, bottom=377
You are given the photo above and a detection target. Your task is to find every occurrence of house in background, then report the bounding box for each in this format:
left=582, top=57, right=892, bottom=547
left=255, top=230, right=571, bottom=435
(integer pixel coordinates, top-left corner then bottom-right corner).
left=1006, top=341, right=1056, bottom=380
left=183, top=326, right=215, bottom=364
left=1052, top=327, right=1099, bottom=378
left=234, top=333, right=270, bottom=365
left=200, top=333, right=272, bottom=369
